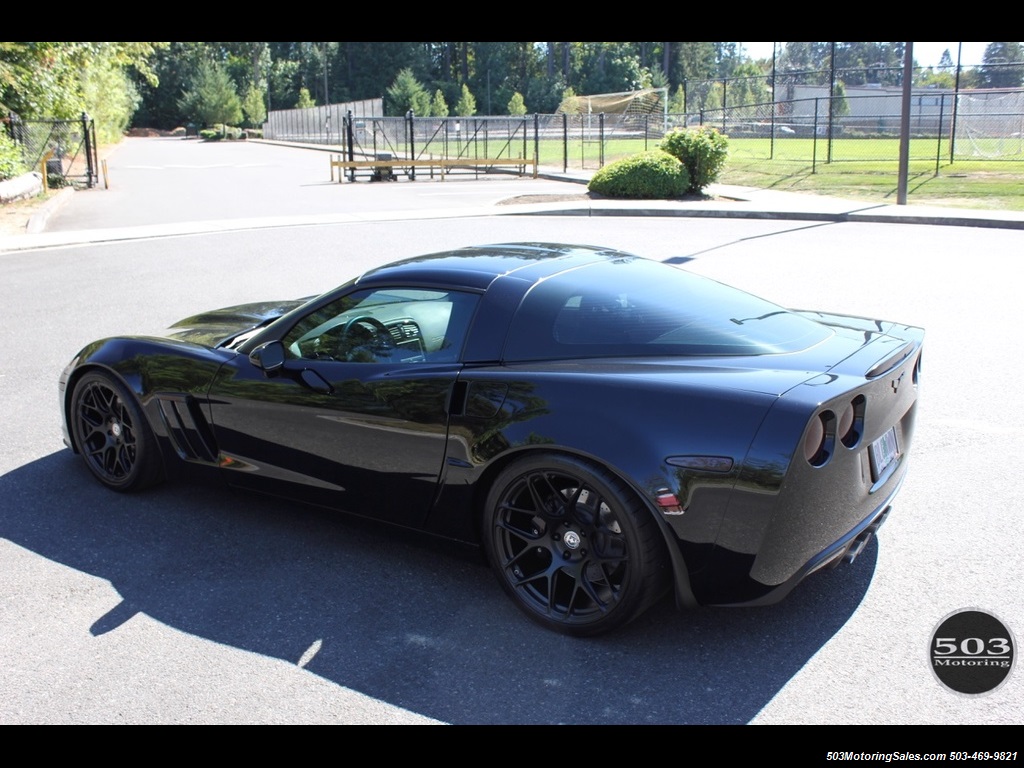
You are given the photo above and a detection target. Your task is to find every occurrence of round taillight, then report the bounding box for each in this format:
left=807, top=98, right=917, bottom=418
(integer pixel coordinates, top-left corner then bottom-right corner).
left=804, top=411, right=834, bottom=466
left=838, top=395, right=866, bottom=449
left=837, top=402, right=855, bottom=442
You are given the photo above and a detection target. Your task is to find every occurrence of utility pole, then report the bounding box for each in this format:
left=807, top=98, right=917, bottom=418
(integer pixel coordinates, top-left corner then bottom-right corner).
left=897, top=42, right=914, bottom=205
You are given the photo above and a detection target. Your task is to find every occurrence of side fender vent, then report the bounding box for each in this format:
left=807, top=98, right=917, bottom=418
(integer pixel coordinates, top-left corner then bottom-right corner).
left=156, top=395, right=218, bottom=463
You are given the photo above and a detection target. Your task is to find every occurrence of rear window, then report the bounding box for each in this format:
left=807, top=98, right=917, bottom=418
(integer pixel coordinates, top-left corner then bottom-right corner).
left=503, top=258, right=832, bottom=361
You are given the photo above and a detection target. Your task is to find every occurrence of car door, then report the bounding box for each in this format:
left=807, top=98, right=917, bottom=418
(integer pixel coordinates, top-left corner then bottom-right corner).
left=206, top=286, right=479, bottom=528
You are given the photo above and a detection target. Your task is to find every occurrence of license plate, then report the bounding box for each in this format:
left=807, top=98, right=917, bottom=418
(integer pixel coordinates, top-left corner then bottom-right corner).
left=870, top=426, right=900, bottom=481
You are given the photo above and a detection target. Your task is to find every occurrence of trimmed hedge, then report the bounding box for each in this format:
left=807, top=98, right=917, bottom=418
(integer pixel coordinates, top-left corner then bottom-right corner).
left=588, top=150, right=690, bottom=199
left=199, top=125, right=249, bottom=141
left=659, top=126, right=729, bottom=193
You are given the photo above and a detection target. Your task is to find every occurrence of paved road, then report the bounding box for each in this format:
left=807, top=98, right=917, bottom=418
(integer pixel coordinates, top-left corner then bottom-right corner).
left=1, top=138, right=1021, bottom=726
left=41, top=137, right=592, bottom=232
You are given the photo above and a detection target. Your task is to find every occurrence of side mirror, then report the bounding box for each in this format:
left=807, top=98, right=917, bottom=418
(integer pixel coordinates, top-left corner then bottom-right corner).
left=249, top=341, right=286, bottom=374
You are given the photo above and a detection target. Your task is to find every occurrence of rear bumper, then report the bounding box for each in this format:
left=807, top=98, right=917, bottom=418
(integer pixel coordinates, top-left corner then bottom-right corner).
left=712, top=474, right=901, bottom=608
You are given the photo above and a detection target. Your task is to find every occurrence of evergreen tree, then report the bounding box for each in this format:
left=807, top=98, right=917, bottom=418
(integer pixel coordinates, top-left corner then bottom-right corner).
left=386, top=68, right=430, bottom=116
left=669, top=84, right=686, bottom=114
left=241, top=84, right=267, bottom=127
left=832, top=80, right=850, bottom=117
left=724, top=61, right=769, bottom=113
left=559, top=86, right=580, bottom=114
left=980, top=42, right=1024, bottom=88
left=430, top=89, right=449, bottom=117
left=295, top=87, right=315, bottom=108
left=178, top=61, right=243, bottom=128
left=455, top=83, right=477, bottom=116
left=507, top=91, right=527, bottom=115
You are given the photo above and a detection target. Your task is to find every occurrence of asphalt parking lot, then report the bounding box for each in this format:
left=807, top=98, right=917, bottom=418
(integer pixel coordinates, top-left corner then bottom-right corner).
left=1, top=138, right=1022, bottom=726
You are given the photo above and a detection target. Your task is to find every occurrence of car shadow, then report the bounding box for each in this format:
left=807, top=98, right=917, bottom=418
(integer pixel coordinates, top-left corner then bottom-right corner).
left=1, top=451, right=875, bottom=725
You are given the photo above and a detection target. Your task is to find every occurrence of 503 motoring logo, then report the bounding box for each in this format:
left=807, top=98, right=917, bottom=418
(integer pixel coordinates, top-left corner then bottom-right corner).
left=930, top=609, right=1016, bottom=695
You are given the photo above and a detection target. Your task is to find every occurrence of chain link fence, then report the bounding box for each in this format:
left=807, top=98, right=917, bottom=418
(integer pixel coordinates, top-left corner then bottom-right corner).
left=264, top=98, right=381, bottom=146
left=700, top=88, right=1024, bottom=175
left=3, top=112, right=98, bottom=187
left=262, top=86, right=1023, bottom=177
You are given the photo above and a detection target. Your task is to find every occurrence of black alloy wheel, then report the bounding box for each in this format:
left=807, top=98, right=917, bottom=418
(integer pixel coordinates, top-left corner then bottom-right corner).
left=484, top=454, right=668, bottom=637
left=70, top=371, right=162, bottom=492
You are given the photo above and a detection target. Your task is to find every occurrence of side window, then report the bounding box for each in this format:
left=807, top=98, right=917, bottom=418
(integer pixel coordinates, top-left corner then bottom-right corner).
left=283, top=288, right=478, bottom=364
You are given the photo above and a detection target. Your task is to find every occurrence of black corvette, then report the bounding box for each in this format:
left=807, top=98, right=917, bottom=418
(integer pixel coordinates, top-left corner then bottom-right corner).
left=60, top=243, right=924, bottom=636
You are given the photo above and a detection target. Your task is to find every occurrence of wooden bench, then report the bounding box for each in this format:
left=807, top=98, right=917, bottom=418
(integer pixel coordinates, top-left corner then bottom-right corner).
left=330, top=156, right=537, bottom=182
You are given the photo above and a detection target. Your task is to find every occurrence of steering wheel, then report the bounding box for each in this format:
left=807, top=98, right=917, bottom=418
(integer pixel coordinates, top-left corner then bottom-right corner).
left=338, top=315, right=393, bottom=361
left=342, top=315, right=389, bottom=338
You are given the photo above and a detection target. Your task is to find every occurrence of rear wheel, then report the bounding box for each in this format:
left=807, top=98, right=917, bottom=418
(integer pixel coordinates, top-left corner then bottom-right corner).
left=483, top=454, right=668, bottom=637
left=70, top=371, right=163, bottom=492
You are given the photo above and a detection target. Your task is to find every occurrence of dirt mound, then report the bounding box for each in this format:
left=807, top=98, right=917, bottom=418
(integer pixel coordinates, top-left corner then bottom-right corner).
left=126, top=127, right=185, bottom=138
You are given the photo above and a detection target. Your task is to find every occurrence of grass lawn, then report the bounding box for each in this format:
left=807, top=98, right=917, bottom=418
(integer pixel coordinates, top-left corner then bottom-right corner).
left=535, top=135, right=1024, bottom=211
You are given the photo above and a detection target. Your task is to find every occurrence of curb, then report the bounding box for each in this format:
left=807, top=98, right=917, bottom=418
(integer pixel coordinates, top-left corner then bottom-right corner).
left=26, top=187, right=75, bottom=234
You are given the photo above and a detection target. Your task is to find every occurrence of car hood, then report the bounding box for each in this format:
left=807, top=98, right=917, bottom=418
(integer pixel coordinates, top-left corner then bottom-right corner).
left=164, top=300, right=307, bottom=348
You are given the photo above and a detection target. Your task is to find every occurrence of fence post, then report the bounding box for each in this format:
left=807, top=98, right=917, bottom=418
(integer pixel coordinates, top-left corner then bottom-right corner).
left=530, top=114, right=537, bottom=177
left=82, top=112, right=95, bottom=188
left=812, top=98, right=819, bottom=173
left=562, top=113, right=568, bottom=173
left=346, top=110, right=355, bottom=182
left=407, top=111, right=416, bottom=181
left=949, top=92, right=959, bottom=165
left=599, top=113, right=605, bottom=168
left=473, top=118, right=480, bottom=178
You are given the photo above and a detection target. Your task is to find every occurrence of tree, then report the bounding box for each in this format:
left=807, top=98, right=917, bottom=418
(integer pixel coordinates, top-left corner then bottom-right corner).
left=386, top=67, right=430, bottom=116
left=669, top=84, right=686, bottom=114
left=81, top=55, right=142, bottom=143
left=178, top=61, right=243, bottom=128
left=980, top=42, right=1024, bottom=88
left=1, top=42, right=164, bottom=124
left=130, top=42, right=210, bottom=128
left=507, top=91, right=527, bottom=115
left=455, top=83, right=477, bottom=116
left=572, top=42, right=644, bottom=94
left=558, top=86, right=581, bottom=114
left=645, top=62, right=669, bottom=90
left=241, top=84, right=267, bottom=127
left=724, top=61, right=769, bottom=114
left=295, top=87, right=315, bottom=109
left=831, top=79, right=850, bottom=118
left=430, top=89, right=449, bottom=117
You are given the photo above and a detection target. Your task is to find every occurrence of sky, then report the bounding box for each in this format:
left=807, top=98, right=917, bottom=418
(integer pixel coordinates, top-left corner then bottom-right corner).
left=739, top=42, right=993, bottom=68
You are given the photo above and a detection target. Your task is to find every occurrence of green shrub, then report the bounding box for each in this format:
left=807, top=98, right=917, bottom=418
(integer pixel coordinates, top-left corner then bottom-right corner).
left=588, top=150, right=690, bottom=199
left=199, top=129, right=222, bottom=141
left=659, top=126, right=729, bottom=192
left=0, top=130, right=26, bottom=181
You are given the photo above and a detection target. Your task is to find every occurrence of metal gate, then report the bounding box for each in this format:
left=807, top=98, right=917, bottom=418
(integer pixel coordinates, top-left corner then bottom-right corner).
left=4, top=112, right=98, bottom=188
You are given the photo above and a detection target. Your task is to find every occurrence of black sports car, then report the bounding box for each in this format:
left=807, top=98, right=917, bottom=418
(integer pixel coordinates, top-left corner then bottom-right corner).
left=60, top=243, right=924, bottom=636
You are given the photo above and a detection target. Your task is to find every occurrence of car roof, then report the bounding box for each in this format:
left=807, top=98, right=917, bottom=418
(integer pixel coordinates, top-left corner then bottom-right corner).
left=354, top=243, right=636, bottom=291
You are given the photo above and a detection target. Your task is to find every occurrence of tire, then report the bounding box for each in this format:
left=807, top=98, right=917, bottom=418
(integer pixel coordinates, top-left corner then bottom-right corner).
left=483, top=454, right=669, bottom=637
left=70, top=371, right=163, bottom=492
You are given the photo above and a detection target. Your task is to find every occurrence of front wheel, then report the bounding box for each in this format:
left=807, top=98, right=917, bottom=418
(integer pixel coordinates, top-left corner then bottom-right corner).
left=70, top=371, right=163, bottom=492
left=483, top=454, right=668, bottom=637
